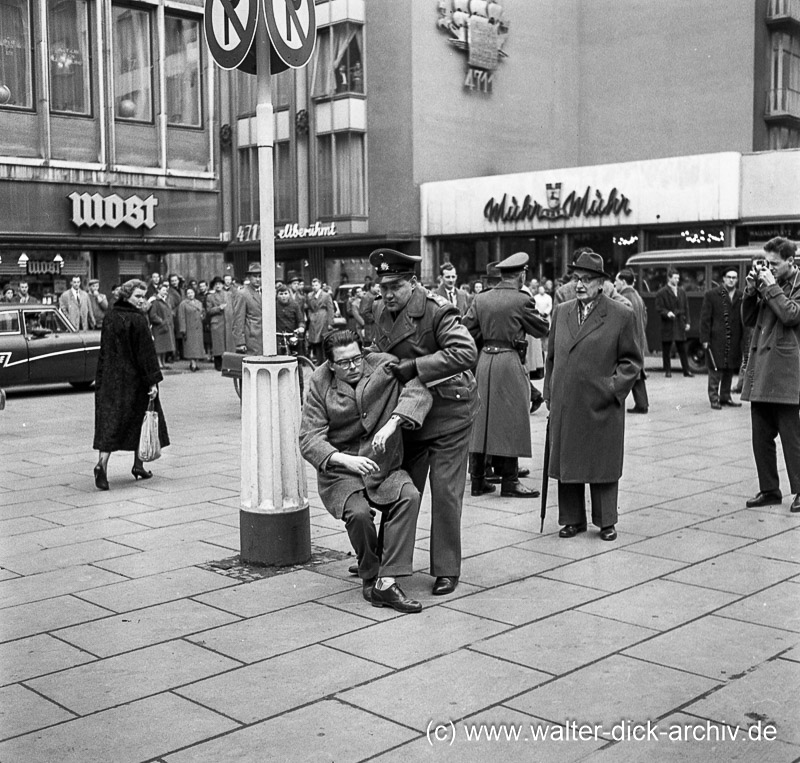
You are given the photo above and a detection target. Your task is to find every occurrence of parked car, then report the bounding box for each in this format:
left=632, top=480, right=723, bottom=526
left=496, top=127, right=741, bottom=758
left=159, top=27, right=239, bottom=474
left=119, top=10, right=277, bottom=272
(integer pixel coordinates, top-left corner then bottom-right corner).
left=625, top=247, right=763, bottom=373
left=0, top=304, right=101, bottom=389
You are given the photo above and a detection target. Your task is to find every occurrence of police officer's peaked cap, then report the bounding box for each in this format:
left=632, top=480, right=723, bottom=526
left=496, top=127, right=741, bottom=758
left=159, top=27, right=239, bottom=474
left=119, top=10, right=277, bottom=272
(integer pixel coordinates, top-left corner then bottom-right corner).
left=247, top=262, right=262, bottom=274
left=369, top=248, right=422, bottom=284
left=495, top=252, right=529, bottom=272
left=568, top=250, right=611, bottom=280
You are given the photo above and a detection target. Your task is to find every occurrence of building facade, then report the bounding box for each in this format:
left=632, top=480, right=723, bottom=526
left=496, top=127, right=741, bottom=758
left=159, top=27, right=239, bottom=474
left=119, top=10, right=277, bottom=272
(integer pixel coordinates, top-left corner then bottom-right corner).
left=221, top=0, right=800, bottom=288
left=0, top=0, right=222, bottom=302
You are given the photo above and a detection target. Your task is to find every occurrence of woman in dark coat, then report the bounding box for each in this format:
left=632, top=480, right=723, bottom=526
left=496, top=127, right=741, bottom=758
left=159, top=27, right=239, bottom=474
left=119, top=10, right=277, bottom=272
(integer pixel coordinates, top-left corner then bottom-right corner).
left=148, top=283, right=176, bottom=369
left=93, top=279, right=170, bottom=490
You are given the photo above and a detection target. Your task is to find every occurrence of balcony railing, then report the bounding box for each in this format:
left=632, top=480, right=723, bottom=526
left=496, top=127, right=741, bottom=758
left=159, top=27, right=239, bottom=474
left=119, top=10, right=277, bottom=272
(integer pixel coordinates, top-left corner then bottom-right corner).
left=767, top=0, right=800, bottom=27
left=765, top=87, right=800, bottom=122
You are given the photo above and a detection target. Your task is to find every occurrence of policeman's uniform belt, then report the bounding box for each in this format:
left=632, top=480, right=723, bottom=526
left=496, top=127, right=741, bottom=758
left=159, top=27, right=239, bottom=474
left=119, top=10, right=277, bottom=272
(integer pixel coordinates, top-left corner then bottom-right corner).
left=483, top=339, right=516, bottom=352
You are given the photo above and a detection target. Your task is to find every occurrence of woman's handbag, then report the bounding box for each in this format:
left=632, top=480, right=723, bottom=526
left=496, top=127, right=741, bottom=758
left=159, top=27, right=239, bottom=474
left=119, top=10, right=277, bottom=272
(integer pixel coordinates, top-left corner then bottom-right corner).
left=137, top=399, right=162, bottom=462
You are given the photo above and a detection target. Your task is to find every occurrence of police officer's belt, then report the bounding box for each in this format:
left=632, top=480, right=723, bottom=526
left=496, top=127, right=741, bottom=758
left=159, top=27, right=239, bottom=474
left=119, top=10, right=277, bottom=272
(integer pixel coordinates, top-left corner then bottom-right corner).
left=483, top=339, right=516, bottom=353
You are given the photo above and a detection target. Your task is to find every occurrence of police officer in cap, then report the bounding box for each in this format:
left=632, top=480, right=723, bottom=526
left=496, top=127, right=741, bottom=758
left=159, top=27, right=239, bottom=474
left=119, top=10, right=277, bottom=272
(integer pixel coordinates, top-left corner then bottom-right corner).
left=368, top=248, right=478, bottom=596
left=464, top=252, right=549, bottom=498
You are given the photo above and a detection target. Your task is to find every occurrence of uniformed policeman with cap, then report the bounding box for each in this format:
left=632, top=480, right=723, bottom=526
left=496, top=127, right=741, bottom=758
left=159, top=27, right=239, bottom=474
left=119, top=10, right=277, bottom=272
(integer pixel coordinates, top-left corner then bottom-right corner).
left=368, top=248, right=478, bottom=596
left=233, top=262, right=263, bottom=355
left=463, top=252, right=549, bottom=498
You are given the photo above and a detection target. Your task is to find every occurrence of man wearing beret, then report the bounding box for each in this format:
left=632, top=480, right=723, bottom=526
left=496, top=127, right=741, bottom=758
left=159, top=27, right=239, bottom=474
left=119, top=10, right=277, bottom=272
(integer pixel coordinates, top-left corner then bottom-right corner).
left=368, top=248, right=479, bottom=595
left=544, top=251, right=642, bottom=541
left=463, top=252, right=549, bottom=498
left=233, top=262, right=263, bottom=355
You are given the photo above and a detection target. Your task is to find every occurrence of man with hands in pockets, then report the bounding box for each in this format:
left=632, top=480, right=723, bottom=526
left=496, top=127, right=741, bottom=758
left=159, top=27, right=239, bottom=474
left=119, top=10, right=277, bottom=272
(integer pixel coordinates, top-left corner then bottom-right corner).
left=299, top=330, right=432, bottom=613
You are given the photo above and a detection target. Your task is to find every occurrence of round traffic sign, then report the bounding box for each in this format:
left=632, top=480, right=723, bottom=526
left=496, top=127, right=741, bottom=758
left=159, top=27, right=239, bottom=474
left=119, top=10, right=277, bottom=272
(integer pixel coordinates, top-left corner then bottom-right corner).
left=263, top=0, right=316, bottom=69
left=204, top=0, right=259, bottom=70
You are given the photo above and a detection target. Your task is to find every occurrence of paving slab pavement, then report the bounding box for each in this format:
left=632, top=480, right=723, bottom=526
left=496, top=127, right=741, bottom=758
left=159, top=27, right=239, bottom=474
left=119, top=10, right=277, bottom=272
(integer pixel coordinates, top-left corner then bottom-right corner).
left=0, top=363, right=798, bottom=761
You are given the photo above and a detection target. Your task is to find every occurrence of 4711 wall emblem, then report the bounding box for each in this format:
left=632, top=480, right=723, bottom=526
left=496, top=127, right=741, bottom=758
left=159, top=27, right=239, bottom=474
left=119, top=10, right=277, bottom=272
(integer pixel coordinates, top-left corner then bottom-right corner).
left=437, top=0, right=509, bottom=94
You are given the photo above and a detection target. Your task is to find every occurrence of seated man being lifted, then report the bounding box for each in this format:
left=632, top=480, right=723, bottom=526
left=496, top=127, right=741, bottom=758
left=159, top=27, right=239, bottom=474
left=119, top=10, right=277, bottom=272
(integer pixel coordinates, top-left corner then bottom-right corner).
left=299, top=329, right=432, bottom=613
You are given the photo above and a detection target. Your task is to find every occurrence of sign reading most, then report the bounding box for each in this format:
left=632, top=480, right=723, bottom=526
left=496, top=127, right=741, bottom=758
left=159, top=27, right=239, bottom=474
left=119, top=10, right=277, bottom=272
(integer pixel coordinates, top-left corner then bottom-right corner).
left=68, top=192, right=158, bottom=230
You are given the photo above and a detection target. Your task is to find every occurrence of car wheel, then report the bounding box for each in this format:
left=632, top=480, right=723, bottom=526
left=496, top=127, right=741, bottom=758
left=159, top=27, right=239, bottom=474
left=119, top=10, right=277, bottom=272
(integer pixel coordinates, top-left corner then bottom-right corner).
left=686, top=340, right=707, bottom=375
left=70, top=381, right=94, bottom=391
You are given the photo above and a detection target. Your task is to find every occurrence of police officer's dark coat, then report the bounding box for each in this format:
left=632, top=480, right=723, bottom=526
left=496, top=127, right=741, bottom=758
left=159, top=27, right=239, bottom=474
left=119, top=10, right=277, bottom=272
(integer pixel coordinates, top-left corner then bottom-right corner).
left=699, top=286, right=743, bottom=371
left=299, top=353, right=432, bottom=519
left=544, top=294, right=642, bottom=484
left=371, top=286, right=478, bottom=438
left=463, top=282, right=548, bottom=457
left=655, top=284, right=690, bottom=341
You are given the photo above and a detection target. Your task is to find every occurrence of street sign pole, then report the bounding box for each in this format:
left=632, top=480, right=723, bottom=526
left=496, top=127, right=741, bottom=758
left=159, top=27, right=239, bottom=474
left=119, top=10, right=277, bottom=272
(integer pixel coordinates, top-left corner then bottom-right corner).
left=239, top=10, right=310, bottom=567
left=206, top=0, right=315, bottom=566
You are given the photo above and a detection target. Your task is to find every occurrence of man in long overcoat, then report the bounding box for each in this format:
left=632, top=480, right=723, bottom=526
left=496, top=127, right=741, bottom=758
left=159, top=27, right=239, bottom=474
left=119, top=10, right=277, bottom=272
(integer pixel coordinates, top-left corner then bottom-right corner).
left=544, top=251, right=642, bottom=542
left=232, top=263, right=263, bottom=355
left=300, top=330, right=432, bottom=612
left=305, top=277, right=334, bottom=364
left=368, top=248, right=478, bottom=596
left=699, top=267, right=743, bottom=409
left=655, top=268, right=693, bottom=377
left=742, top=237, right=800, bottom=513
left=463, top=252, right=549, bottom=497
left=615, top=269, right=649, bottom=414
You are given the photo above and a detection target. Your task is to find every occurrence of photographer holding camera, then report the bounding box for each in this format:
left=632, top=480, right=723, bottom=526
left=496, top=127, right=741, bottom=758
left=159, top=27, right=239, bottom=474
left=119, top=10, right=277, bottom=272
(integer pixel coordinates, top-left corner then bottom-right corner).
left=742, top=237, right=800, bottom=513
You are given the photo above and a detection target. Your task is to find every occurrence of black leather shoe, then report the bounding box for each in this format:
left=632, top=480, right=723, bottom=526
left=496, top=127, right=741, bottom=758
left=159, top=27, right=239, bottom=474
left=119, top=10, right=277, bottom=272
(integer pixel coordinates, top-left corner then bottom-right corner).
left=517, top=468, right=530, bottom=479
left=600, top=525, right=617, bottom=541
left=627, top=407, right=648, bottom=414
left=558, top=524, right=587, bottom=538
left=721, top=399, right=742, bottom=407
left=745, top=490, right=782, bottom=508
left=362, top=577, right=377, bottom=602
left=683, top=371, right=694, bottom=377
left=348, top=564, right=359, bottom=575
left=471, top=480, right=497, bottom=496
left=500, top=481, right=540, bottom=498
left=131, top=465, right=153, bottom=480
left=791, top=494, right=800, bottom=513
left=371, top=583, right=422, bottom=612
left=710, top=401, right=722, bottom=410
left=432, top=576, right=458, bottom=596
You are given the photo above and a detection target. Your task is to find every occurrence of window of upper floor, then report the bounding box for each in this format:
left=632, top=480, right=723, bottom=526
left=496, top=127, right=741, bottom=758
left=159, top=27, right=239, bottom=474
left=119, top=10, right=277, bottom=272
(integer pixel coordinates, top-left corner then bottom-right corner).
left=310, top=22, right=364, bottom=100
left=48, top=0, right=92, bottom=116
left=0, top=0, right=34, bottom=109
left=165, top=14, right=202, bottom=127
left=316, top=131, right=365, bottom=218
left=771, top=31, right=800, bottom=93
left=113, top=4, right=153, bottom=122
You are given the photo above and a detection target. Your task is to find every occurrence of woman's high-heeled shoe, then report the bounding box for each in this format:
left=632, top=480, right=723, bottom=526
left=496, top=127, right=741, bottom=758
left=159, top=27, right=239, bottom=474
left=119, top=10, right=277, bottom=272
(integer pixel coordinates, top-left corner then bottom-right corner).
left=94, top=464, right=109, bottom=491
left=131, top=465, right=153, bottom=481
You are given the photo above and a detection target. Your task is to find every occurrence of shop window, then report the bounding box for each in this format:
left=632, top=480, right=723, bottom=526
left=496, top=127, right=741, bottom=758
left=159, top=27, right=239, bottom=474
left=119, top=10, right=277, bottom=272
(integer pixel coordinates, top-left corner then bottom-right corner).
left=48, top=0, right=91, bottom=115
left=113, top=5, right=152, bottom=122
left=165, top=15, right=201, bottom=127
left=310, top=22, right=364, bottom=99
left=0, top=0, right=33, bottom=109
left=646, top=226, right=726, bottom=251
left=274, top=141, right=293, bottom=222
left=316, top=132, right=365, bottom=217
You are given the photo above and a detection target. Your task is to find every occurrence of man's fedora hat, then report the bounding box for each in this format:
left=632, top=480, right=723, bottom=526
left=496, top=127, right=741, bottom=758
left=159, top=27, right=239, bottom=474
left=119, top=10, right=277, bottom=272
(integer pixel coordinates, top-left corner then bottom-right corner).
left=369, top=248, right=422, bottom=284
left=247, top=262, right=262, bottom=274
left=568, top=249, right=611, bottom=280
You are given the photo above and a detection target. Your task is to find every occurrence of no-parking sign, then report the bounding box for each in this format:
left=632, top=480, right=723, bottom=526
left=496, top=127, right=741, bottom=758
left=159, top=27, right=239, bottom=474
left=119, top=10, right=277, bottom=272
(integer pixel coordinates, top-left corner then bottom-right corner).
left=264, top=0, right=316, bottom=69
left=204, top=0, right=259, bottom=70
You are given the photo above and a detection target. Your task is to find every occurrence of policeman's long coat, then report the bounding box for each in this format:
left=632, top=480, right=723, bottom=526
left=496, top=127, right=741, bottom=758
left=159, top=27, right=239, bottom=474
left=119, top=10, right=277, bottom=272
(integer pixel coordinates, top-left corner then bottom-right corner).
left=299, top=353, right=432, bottom=518
left=463, top=282, right=549, bottom=456
left=371, top=287, right=478, bottom=438
left=544, top=295, right=642, bottom=484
